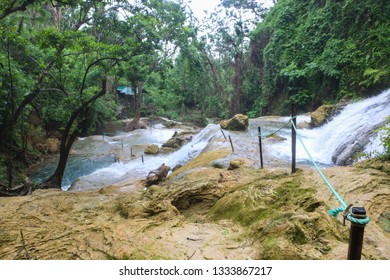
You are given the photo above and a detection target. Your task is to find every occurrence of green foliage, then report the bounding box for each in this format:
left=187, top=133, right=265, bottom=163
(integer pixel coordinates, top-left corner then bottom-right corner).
left=376, top=117, right=390, bottom=160
left=250, top=0, right=390, bottom=113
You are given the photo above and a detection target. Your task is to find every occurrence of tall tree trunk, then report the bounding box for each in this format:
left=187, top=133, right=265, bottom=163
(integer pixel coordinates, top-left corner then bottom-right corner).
left=40, top=79, right=107, bottom=189
left=203, top=51, right=227, bottom=104
left=52, top=4, right=62, bottom=31
left=230, top=53, right=243, bottom=117
left=0, top=16, right=91, bottom=148
left=128, top=81, right=144, bottom=131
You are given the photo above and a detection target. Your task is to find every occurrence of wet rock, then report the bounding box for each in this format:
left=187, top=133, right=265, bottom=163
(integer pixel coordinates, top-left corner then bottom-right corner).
left=159, top=147, right=176, bottom=154
left=310, top=104, right=345, bottom=127
left=162, top=137, right=183, bottom=149
left=161, top=131, right=194, bottom=151
left=310, top=105, right=335, bottom=127
left=265, top=133, right=287, bottom=143
left=220, top=114, right=249, bottom=131
left=144, top=144, right=159, bottom=155
left=172, top=164, right=183, bottom=172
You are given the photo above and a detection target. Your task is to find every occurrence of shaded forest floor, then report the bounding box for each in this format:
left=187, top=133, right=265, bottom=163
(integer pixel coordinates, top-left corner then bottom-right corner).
left=0, top=135, right=389, bottom=260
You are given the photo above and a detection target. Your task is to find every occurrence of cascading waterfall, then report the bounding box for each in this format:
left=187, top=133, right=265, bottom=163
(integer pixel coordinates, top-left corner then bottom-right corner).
left=65, top=124, right=221, bottom=191
left=29, top=89, right=390, bottom=191
left=269, top=88, right=390, bottom=165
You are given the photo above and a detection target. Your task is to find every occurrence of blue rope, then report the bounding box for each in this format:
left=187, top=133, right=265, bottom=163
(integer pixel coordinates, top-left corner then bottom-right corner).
left=290, top=119, right=370, bottom=225
left=258, top=119, right=292, bottom=138
left=258, top=116, right=298, bottom=139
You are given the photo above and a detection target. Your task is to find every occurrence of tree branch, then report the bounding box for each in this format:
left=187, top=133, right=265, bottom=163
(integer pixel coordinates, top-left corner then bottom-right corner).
left=0, top=0, right=37, bottom=21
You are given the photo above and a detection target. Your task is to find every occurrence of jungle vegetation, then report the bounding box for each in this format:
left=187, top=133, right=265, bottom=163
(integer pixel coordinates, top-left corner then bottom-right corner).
left=0, top=0, right=389, bottom=192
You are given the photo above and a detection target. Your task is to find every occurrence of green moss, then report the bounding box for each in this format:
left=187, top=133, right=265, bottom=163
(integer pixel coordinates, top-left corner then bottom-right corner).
left=113, top=202, right=129, bottom=219
left=290, top=224, right=307, bottom=245
left=0, top=231, right=18, bottom=245
left=208, top=194, right=267, bottom=226
left=380, top=212, right=390, bottom=233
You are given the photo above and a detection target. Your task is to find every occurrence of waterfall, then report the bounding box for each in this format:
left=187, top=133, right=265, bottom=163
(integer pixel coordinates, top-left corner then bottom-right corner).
left=66, top=124, right=221, bottom=191
left=269, top=89, right=390, bottom=165
left=29, top=89, right=390, bottom=191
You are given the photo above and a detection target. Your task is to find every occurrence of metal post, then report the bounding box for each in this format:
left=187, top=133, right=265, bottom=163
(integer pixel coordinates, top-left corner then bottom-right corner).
left=228, top=135, right=234, bottom=153
left=291, top=105, right=297, bottom=174
left=258, top=127, right=264, bottom=169
left=221, top=130, right=227, bottom=140
left=348, top=207, right=367, bottom=260
left=141, top=155, right=144, bottom=164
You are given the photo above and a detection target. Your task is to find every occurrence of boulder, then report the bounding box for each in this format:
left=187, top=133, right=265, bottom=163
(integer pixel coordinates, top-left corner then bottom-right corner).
left=46, top=138, right=60, bottom=154
left=220, top=114, right=249, bottom=131
left=162, top=137, right=183, bottom=149
left=161, top=131, right=194, bottom=151
left=266, top=133, right=287, bottom=143
left=310, top=104, right=345, bottom=127
left=144, top=144, right=159, bottom=155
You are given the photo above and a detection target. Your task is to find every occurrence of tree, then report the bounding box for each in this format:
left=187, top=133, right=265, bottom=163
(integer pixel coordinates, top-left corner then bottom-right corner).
left=0, top=1, right=126, bottom=192
left=250, top=0, right=390, bottom=114
left=206, top=0, right=266, bottom=117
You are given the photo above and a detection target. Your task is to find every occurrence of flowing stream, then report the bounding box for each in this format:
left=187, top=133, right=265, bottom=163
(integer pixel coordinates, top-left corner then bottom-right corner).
left=29, top=124, right=222, bottom=191
left=29, top=88, right=390, bottom=191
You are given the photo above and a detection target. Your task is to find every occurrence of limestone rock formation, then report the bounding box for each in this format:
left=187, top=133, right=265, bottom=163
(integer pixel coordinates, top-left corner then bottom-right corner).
left=228, top=158, right=246, bottom=170
left=144, top=144, right=159, bottom=155
left=310, top=104, right=345, bottom=127
left=161, top=131, right=194, bottom=152
left=220, top=114, right=249, bottom=131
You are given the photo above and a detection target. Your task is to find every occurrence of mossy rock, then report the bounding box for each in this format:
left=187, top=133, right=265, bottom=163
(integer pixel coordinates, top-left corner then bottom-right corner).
left=46, top=138, right=60, bottom=154
left=228, top=159, right=246, bottom=170
left=144, top=144, right=159, bottom=155
left=309, top=104, right=344, bottom=127
left=162, top=138, right=183, bottom=149
left=220, top=114, right=249, bottom=131
left=266, top=133, right=287, bottom=142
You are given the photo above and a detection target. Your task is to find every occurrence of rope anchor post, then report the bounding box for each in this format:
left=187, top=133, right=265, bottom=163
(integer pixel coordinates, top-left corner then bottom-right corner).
left=258, top=127, right=264, bottom=169
left=291, top=104, right=297, bottom=174
left=348, top=207, right=367, bottom=260
left=228, top=135, right=234, bottom=153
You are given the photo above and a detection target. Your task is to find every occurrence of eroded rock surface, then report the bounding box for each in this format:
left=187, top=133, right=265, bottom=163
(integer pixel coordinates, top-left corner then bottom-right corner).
left=1, top=133, right=389, bottom=260
left=220, top=114, right=249, bottom=131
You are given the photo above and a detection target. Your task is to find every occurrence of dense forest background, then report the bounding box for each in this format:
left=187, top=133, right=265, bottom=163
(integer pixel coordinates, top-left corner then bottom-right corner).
left=0, top=0, right=389, bottom=192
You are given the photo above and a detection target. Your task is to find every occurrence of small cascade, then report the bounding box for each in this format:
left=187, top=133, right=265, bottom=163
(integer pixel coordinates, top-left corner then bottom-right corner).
left=66, top=124, right=221, bottom=191
left=29, top=89, right=390, bottom=191
left=268, top=89, right=390, bottom=165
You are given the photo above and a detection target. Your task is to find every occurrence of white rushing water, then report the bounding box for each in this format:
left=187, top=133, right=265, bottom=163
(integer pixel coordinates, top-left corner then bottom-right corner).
left=31, top=89, right=390, bottom=191
left=68, top=124, right=221, bottom=190
left=269, top=88, right=390, bottom=165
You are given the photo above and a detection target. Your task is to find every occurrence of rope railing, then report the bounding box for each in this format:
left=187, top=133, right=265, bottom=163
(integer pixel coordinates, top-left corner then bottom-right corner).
left=289, top=118, right=370, bottom=225
left=258, top=117, right=294, bottom=139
